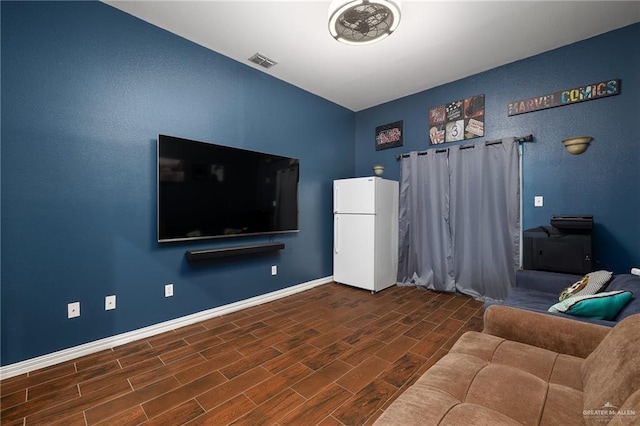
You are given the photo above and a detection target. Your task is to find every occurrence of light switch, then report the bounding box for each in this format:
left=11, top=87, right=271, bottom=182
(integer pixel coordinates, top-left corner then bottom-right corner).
left=534, top=196, right=543, bottom=207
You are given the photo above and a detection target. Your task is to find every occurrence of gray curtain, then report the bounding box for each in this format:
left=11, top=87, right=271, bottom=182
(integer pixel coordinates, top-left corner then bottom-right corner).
left=397, top=150, right=455, bottom=292
left=397, top=138, right=520, bottom=301
left=449, top=138, right=520, bottom=300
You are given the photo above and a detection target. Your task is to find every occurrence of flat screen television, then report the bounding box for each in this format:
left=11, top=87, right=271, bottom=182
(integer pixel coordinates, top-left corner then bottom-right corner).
left=157, top=134, right=299, bottom=242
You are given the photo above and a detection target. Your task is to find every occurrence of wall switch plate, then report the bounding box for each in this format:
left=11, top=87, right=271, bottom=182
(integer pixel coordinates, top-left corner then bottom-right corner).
left=271, top=265, right=277, bottom=276
left=534, top=196, right=544, bottom=207
left=165, top=283, right=174, bottom=297
left=68, top=302, right=80, bottom=319
left=105, top=295, right=116, bottom=310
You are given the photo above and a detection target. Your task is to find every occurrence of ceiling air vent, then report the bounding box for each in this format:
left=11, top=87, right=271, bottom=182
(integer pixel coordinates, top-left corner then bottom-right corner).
left=249, top=53, right=277, bottom=69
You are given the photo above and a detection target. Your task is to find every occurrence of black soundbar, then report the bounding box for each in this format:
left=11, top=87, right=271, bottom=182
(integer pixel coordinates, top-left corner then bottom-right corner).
left=186, top=242, right=285, bottom=261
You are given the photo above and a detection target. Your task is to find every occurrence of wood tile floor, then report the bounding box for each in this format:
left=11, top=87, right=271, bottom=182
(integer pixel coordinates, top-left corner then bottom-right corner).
left=0, top=282, right=484, bottom=426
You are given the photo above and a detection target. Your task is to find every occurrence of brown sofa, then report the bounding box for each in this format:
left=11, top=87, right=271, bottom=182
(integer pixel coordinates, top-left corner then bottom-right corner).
left=374, top=305, right=640, bottom=425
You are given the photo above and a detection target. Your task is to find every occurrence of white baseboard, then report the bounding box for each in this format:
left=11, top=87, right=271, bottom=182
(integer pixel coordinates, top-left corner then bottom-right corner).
left=0, top=276, right=333, bottom=380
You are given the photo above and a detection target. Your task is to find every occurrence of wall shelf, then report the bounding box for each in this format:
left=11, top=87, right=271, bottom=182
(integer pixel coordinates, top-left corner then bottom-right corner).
left=186, top=242, right=285, bottom=261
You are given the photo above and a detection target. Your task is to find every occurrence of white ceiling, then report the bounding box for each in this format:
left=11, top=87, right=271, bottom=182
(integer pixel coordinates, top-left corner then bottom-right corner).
left=105, top=1, right=640, bottom=112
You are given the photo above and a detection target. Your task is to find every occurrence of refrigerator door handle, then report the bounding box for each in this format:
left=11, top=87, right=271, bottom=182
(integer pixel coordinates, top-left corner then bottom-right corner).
left=334, top=186, right=339, bottom=214
left=334, top=216, right=339, bottom=253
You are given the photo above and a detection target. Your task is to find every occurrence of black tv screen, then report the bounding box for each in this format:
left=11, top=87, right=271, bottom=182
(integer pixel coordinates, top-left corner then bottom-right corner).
left=157, top=135, right=299, bottom=242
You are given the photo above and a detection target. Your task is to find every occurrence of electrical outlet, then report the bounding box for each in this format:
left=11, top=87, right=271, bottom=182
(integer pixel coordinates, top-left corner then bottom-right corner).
left=271, top=265, right=277, bottom=276
left=165, top=283, right=174, bottom=297
left=534, top=196, right=544, bottom=207
left=105, top=295, right=116, bottom=311
left=68, top=302, right=80, bottom=319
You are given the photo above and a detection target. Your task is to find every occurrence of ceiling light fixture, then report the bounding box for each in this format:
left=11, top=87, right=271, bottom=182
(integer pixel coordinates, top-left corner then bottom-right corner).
left=328, top=0, right=401, bottom=45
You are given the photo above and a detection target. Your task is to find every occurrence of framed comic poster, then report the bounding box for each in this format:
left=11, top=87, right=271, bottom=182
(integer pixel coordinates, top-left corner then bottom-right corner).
left=429, top=94, right=484, bottom=145
left=375, top=120, right=403, bottom=151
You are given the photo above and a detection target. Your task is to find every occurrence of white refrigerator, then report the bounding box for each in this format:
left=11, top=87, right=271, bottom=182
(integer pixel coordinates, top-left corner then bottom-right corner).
left=333, top=177, right=399, bottom=293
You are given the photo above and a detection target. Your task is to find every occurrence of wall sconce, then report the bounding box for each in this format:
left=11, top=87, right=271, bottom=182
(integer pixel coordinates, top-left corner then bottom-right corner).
left=372, top=164, right=385, bottom=176
left=562, top=136, right=592, bottom=155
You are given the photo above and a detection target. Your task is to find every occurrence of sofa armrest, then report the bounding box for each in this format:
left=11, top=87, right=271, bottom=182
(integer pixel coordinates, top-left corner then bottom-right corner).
left=516, top=269, right=581, bottom=293
left=483, top=305, right=611, bottom=358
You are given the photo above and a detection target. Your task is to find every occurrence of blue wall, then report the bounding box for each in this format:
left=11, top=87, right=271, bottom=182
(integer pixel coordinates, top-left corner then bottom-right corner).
left=2, top=2, right=638, bottom=367
left=355, top=23, right=640, bottom=275
left=1, top=2, right=354, bottom=365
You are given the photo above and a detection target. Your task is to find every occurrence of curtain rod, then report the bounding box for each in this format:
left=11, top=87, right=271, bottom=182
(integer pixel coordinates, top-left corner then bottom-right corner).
left=395, top=134, right=534, bottom=160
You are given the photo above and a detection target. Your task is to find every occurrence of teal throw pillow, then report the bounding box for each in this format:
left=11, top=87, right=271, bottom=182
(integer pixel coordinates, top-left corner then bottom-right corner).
left=548, top=290, right=633, bottom=320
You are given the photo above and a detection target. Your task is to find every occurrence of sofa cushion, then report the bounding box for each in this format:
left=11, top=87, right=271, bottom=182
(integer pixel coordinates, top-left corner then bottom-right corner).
left=549, top=354, right=584, bottom=392
left=451, top=333, right=580, bottom=424
left=374, top=331, right=587, bottom=425
left=439, top=403, right=521, bottom=425
left=539, top=384, right=584, bottom=426
left=445, top=329, right=503, bottom=361
left=488, top=340, right=558, bottom=382
left=548, top=290, right=633, bottom=320
left=582, top=314, right=640, bottom=424
left=414, top=352, right=489, bottom=401
left=464, top=363, right=548, bottom=424
left=372, top=382, right=459, bottom=425
left=558, top=270, right=612, bottom=301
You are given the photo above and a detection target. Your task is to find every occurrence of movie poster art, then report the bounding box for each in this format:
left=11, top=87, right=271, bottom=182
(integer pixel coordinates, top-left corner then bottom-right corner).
left=429, top=94, right=484, bottom=145
left=375, top=120, right=403, bottom=151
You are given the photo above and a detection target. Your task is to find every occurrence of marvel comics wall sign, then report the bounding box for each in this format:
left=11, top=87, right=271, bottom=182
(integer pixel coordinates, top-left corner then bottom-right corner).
left=375, top=120, right=403, bottom=151
left=429, top=94, right=484, bottom=145
left=508, top=79, right=620, bottom=116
